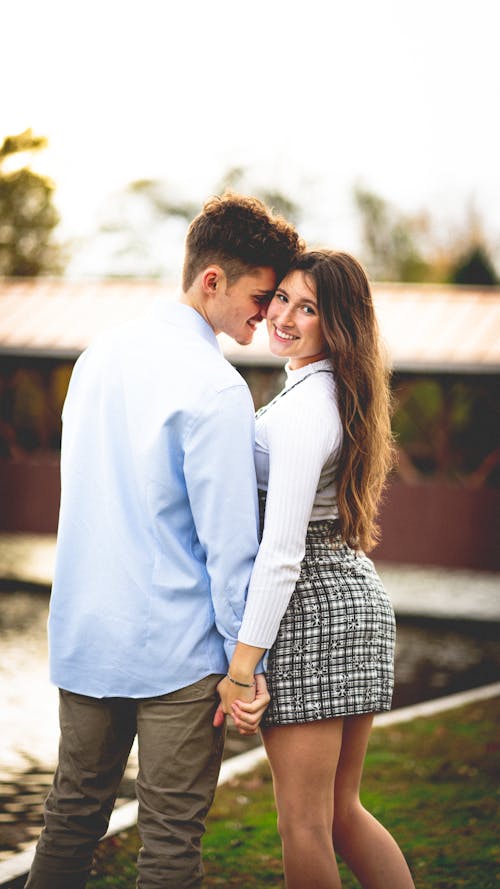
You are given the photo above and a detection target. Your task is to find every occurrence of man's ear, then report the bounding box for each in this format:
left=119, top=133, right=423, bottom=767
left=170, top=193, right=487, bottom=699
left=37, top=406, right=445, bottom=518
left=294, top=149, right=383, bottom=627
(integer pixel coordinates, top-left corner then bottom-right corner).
left=201, top=266, right=225, bottom=296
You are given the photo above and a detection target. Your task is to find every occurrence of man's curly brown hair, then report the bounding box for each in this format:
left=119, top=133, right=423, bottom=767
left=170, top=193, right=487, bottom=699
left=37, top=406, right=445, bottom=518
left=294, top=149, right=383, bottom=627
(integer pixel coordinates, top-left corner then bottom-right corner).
left=182, top=192, right=304, bottom=291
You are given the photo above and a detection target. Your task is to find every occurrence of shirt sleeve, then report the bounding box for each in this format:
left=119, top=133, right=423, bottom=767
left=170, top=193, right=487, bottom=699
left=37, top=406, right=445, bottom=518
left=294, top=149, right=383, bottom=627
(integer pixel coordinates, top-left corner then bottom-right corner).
left=238, top=393, right=342, bottom=649
left=183, top=383, right=260, bottom=664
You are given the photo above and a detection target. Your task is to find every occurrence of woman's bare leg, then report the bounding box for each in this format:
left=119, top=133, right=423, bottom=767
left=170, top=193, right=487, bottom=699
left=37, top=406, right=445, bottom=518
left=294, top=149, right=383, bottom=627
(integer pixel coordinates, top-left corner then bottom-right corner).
left=262, top=719, right=344, bottom=889
left=263, top=714, right=414, bottom=889
left=333, top=714, right=415, bottom=889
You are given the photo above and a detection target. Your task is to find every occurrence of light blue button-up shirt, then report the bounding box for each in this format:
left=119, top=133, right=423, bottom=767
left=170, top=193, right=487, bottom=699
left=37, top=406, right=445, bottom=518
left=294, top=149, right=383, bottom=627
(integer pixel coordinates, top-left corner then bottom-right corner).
left=48, top=300, right=260, bottom=698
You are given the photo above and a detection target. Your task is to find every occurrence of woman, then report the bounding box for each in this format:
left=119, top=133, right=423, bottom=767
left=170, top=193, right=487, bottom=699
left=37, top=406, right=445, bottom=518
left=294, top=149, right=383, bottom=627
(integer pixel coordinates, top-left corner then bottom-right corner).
left=218, top=251, right=415, bottom=889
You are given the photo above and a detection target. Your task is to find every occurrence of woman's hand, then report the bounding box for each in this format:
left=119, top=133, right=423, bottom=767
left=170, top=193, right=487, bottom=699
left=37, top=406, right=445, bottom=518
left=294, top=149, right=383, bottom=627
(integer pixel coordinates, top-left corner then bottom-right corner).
left=231, top=673, right=270, bottom=735
left=213, top=673, right=270, bottom=735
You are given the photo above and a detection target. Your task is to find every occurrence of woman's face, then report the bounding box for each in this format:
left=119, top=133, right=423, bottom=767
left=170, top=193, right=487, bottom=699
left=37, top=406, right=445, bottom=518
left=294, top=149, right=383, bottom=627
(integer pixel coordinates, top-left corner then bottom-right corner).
left=266, top=270, right=328, bottom=369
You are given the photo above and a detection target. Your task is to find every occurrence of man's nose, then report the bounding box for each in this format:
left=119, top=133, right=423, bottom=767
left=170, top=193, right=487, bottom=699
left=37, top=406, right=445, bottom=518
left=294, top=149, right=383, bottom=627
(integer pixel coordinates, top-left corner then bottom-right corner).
left=260, top=296, right=273, bottom=318
left=258, top=297, right=272, bottom=319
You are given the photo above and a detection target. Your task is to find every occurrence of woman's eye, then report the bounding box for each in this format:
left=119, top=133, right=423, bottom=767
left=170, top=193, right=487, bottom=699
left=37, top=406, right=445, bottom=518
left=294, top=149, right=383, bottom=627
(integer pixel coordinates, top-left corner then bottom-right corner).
left=303, top=305, right=315, bottom=315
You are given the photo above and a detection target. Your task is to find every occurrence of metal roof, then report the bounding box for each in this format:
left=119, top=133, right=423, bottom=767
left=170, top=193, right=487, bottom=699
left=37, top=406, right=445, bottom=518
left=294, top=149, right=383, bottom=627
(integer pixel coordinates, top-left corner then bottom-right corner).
left=1, top=277, right=499, bottom=373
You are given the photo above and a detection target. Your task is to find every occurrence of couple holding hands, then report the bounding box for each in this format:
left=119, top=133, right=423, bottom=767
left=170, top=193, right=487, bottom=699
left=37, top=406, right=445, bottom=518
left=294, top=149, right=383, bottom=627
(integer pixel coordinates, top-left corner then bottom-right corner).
left=26, top=194, right=414, bottom=888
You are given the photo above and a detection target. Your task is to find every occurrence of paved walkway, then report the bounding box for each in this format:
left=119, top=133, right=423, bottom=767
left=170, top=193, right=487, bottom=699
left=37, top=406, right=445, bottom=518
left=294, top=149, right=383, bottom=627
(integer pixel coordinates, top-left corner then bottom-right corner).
left=1, top=533, right=498, bottom=621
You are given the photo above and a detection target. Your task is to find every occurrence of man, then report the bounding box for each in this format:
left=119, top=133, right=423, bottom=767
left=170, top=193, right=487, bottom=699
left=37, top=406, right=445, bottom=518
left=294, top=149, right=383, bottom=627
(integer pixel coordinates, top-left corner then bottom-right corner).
left=25, top=194, right=302, bottom=889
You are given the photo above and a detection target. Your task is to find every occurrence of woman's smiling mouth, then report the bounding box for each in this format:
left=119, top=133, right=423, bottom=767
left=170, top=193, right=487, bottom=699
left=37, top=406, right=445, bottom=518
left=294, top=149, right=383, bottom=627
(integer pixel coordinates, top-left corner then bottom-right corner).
left=273, top=325, right=298, bottom=342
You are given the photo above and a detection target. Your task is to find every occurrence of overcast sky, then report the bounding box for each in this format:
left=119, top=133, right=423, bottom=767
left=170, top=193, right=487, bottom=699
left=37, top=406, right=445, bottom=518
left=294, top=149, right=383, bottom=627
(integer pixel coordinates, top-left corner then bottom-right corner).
left=3, top=0, right=500, bottom=263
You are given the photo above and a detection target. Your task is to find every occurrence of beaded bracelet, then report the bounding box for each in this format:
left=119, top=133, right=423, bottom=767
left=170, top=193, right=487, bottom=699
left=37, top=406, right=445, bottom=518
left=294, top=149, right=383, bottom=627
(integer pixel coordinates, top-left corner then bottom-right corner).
left=226, top=673, right=256, bottom=688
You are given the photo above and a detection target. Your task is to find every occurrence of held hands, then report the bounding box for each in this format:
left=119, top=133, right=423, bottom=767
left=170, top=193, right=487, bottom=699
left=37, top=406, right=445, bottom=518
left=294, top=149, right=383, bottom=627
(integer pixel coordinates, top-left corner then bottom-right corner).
left=213, top=673, right=270, bottom=736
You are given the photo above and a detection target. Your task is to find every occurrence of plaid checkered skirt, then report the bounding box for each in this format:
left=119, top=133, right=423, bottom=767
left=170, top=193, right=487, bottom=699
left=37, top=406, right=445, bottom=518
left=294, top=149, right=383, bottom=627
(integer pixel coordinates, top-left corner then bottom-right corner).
left=261, top=508, right=396, bottom=727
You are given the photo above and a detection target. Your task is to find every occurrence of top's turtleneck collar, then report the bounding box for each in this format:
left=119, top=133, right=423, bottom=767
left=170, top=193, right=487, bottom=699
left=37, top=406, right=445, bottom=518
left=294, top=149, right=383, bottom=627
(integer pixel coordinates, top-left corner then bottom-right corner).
left=284, top=357, right=333, bottom=388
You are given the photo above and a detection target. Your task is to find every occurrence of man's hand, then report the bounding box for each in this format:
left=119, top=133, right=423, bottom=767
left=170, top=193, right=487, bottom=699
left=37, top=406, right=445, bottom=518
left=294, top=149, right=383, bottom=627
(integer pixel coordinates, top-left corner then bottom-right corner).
left=213, top=673, right=270, bottom=735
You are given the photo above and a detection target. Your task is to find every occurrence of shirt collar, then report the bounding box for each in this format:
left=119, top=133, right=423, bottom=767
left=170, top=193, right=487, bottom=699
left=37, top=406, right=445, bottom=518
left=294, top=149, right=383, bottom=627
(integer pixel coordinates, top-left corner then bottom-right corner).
left=151, top=295, right=221, bottom=352
left=284, top=357, right=333, bottom=388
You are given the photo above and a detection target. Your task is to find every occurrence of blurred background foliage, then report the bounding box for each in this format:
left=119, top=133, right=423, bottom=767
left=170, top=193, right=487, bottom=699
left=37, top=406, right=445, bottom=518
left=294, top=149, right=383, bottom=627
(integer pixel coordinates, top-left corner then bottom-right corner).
left=1, top=131, right=499, bottom=488
left=392, top=377, right=500, bottom=486
left=353, top=185, right=499, bottom=285
left=3, top=360, right=499, bottom=489
left=0, top=130, right=64, bottom=276
left=1, top=129, right=498, bottom=285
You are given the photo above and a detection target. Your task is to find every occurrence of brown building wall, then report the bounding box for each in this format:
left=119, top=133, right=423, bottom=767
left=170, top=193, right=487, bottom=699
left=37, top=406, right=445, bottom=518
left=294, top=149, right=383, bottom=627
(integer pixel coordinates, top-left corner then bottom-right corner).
left=372, top=480, right=499, bottom=571
left=0, top=456, right=60, bottom=534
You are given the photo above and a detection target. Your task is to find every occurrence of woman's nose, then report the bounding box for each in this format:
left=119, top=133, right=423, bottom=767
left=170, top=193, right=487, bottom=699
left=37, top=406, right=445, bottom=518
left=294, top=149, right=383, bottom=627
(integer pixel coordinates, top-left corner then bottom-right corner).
left=275, top=304, right=294, bottom=326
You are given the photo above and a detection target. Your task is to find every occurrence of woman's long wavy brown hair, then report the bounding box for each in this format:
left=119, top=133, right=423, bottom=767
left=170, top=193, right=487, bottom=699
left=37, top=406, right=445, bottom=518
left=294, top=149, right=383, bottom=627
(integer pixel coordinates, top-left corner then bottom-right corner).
left=291, top=250, right=395, bottom=552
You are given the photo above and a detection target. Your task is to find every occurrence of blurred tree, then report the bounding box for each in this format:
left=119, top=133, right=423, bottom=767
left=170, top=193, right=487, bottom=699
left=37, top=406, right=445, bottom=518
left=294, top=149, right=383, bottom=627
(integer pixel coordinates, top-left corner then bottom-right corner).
left=353, top=186, right=431, bottom=282
left=216, top=166, right=302, bottom=223
left=446, top=203, right=499, bottom=286
left=449, top=244, right=498, bottom=286
left=0, top=129, right=63, bottom=275
left=71, top=179, right=197, bottom=277
left=124, top=179, right=197, bottom=221
left=70, top=169, right=303, bottom=277
left=354, top=186, right=500, bottom=285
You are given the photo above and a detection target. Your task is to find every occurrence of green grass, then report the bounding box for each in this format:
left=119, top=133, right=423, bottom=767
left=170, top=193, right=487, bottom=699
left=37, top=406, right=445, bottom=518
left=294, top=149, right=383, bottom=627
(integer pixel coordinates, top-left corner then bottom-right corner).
left=88, top=696, right=500, bottom=888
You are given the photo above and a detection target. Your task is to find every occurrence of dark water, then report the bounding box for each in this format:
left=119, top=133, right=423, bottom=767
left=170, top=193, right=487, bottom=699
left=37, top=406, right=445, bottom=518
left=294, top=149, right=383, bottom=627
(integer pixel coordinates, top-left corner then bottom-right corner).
left=0, top=590, right=499, bottom=867
left=393, top=615, right=500, bottom=708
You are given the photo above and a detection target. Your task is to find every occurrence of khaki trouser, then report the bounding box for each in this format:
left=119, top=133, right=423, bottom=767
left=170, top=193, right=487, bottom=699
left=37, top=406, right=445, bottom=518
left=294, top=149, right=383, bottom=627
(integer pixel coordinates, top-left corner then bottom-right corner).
left=25, top=675, right=225, bottom=889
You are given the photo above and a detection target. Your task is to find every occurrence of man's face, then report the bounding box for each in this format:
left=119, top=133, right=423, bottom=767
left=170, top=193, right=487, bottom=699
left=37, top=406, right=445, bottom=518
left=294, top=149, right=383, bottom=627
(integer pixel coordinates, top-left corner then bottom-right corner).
left=211, top=267, right=277, bottom=345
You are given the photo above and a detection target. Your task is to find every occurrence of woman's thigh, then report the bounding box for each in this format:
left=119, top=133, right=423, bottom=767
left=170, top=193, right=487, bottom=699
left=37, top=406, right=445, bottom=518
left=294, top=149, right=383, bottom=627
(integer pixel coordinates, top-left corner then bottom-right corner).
left=262, top=718, right=344, bottom=826
left=334, top=713, right=374, bottom=802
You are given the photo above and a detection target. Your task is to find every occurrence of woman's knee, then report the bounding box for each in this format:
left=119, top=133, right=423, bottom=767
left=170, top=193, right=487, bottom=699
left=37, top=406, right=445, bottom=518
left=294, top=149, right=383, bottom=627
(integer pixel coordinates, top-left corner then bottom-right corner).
left=333, top=795, right=365, bottom=847
left=276, top=801, right=333, bottom=845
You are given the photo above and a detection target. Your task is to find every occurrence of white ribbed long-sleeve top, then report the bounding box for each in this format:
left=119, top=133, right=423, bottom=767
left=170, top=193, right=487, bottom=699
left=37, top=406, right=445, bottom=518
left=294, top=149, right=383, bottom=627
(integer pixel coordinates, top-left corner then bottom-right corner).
left=238, top=358, right=343, bottom=649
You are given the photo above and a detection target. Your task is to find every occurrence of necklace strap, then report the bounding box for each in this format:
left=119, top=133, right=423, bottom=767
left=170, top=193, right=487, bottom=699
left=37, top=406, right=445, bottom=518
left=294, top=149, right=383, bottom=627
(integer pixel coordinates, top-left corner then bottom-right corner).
left=255, top=368, right=333, bottom=419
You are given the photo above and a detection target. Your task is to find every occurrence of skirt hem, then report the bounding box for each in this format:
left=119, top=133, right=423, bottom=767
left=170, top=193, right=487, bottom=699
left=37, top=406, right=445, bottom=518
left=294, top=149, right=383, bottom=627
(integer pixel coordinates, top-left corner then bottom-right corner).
left=262, top=701, right=393, bottom=728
